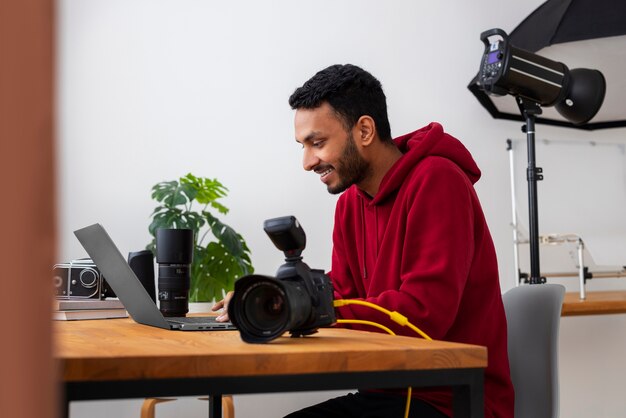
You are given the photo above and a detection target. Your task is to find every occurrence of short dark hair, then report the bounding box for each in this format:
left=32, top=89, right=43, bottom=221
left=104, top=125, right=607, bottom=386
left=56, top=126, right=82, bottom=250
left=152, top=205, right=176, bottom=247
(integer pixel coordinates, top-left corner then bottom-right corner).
left=288, top=64, right=392, bottom=142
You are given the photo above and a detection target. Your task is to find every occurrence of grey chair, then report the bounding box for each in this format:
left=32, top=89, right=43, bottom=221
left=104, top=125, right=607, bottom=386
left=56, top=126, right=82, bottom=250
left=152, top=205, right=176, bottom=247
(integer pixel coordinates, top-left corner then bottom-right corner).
left=502, top=283, right=565, bottom=418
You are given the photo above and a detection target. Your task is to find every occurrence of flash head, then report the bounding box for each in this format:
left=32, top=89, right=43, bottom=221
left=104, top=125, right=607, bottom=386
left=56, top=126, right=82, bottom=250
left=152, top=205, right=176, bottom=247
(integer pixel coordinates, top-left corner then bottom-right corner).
left=477, top=28, right=605, bottom=125
left=263, top=216, right=306, bottom=260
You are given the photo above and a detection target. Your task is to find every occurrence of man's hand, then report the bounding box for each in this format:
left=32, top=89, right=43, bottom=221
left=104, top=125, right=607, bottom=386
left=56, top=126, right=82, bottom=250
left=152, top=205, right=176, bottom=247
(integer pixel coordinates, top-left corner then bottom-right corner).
left=212, top=291, right=234, bottom=322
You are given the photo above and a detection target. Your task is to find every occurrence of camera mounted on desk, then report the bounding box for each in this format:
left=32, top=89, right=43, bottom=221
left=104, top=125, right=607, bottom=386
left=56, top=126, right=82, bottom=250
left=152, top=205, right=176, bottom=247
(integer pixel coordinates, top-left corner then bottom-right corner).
left=53, top=259, right=116, bottom=299
left=229, top=216, right=336, bottom=343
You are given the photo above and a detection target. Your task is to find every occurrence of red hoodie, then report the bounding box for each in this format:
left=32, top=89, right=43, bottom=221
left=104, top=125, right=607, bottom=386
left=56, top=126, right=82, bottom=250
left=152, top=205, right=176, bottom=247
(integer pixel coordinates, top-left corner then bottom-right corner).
left=330, top=122, right=514, bottom=418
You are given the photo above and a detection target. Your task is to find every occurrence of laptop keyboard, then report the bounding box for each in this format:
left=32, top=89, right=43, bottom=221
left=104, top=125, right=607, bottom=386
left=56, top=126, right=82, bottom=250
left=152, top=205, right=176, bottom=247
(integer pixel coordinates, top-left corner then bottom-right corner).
left=168, top=316, right=222, bottom=324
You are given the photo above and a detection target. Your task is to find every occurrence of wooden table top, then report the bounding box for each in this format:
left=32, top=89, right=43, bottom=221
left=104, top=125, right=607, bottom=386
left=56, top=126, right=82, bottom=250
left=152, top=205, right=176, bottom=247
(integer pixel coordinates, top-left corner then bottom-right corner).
left=54, top=318, right=487, bottom=383
left=562, top=290, right=626, bottom=316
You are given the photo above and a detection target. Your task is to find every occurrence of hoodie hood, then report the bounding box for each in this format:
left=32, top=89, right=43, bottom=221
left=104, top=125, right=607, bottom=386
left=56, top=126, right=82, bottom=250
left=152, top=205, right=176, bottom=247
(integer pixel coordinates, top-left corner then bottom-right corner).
left=371, top=122, right=481, bottom=205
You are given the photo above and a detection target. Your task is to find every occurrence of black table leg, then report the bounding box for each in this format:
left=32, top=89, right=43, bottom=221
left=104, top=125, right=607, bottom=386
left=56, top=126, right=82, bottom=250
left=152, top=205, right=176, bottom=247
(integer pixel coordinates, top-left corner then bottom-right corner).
left=452, top=370, right=484, bottom=418
left=209, top=394, right=222, bottom=418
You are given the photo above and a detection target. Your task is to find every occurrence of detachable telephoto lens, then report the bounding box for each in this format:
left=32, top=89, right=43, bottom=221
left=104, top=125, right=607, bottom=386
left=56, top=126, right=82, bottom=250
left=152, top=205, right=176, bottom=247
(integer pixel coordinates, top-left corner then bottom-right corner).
left=156, top=228, right=193, bottom=317
left=229, top=274, right=313, bottom=343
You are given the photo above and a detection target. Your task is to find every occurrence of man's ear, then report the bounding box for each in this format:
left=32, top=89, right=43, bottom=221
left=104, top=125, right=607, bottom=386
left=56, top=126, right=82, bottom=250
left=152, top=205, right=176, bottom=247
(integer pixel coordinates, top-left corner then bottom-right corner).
left=355, top=115, right=376, bottom=147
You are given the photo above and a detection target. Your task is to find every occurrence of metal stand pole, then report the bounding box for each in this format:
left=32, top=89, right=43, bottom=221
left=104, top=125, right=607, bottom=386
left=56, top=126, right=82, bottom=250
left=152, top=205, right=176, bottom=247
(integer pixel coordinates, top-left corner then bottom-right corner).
left=577, top=238, right=587, bottom=300
left=507, top=139, right=522, bottom=287
left=519, top=98, right=546, bottom=285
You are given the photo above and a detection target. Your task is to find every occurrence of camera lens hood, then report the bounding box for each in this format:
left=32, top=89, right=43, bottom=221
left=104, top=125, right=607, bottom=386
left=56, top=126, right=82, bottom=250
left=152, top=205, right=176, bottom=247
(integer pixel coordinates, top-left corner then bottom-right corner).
left=156, top=228, right=193, bottom=264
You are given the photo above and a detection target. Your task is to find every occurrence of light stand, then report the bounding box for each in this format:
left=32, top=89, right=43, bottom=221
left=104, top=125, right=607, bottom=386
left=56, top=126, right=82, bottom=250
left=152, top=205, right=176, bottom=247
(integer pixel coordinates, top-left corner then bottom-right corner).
left=518, top=98, right=546, bottom=284
left=473, top=27, right=606, bottom=286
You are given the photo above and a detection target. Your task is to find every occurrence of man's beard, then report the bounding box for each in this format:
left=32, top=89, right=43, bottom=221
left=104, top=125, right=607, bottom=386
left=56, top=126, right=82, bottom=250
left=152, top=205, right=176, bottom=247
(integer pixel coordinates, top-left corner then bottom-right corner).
left=327, top=133, right=370, bottom=195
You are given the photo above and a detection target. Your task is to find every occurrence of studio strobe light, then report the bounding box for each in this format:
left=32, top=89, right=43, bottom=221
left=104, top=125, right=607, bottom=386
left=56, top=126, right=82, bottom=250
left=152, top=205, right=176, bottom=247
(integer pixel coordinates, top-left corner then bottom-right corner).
left=475, top=28, right=606, bottom=284
left=478, top=28, right=606, bottom=125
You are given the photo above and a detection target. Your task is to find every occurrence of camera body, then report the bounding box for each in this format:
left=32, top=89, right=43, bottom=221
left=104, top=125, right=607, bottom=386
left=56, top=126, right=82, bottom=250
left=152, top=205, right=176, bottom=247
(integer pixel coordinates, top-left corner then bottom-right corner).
left=272, top=251, right=336, bottom=337
left=53, top=258, right=116, bottom=299
left=229, top=216, right=336, bottom=343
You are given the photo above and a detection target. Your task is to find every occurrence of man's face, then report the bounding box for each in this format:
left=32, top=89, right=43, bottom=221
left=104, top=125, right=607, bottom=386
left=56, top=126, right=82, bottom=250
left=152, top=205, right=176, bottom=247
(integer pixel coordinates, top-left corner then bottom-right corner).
left=294, top=103, right=370, bottom=194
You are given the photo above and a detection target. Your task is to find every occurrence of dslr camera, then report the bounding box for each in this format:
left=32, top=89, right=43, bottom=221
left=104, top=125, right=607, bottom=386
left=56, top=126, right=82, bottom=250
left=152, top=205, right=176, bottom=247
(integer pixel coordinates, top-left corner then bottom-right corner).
left=229, top=216, right=336, bottom=343
left=53, top=258, right=116, bottom=299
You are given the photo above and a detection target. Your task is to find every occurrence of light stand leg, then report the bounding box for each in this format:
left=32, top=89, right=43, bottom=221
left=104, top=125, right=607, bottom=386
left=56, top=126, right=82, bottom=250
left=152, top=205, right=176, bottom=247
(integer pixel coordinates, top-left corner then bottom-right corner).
left=519, top=98, right=546, bottom=285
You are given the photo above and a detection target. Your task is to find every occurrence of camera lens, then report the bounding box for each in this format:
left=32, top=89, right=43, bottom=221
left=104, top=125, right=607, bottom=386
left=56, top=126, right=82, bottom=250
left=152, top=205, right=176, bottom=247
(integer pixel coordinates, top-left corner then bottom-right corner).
left=242, top=283, right=288, bottom=333
left=79, top=268, right=98, bottom=288
left=229, top=275, right=312, bottom=343
left=156, top=228, right=193, bottom=317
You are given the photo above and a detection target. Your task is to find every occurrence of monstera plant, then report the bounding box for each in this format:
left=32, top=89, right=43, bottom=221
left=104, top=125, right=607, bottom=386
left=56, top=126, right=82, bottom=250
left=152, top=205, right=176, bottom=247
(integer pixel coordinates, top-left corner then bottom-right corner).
left=147, top=173, right=253, bottom=302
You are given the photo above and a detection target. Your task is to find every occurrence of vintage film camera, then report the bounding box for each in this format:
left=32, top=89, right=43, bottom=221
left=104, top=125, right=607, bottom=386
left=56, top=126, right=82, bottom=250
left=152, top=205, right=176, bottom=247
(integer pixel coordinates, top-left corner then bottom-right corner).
left=53, top=258, right=116, bottom=299
left=229, top=216, right=336, bottom=343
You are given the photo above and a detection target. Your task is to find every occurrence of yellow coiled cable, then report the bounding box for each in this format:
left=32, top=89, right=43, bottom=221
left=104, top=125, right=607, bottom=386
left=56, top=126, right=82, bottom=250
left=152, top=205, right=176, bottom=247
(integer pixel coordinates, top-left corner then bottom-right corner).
left=333, top=299, right=432, bottom=340
left=333, top=299, right=433, bottom=418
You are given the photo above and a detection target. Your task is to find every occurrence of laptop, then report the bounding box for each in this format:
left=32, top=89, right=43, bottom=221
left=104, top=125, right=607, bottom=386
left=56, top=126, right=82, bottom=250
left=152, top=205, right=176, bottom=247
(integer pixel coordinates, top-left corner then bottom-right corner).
left=74, top=223, right=236, bottom=331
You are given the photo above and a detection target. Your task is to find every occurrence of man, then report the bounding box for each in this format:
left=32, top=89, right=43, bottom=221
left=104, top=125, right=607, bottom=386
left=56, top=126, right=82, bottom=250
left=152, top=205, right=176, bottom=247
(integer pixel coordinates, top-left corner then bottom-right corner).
left=215, top=63, right=514, bottom=417
left=288, top=64, right=513, bottom=418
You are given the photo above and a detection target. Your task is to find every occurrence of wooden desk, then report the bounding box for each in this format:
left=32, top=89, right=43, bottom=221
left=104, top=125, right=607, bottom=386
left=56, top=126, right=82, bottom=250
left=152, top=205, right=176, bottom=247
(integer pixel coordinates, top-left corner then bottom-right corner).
left=562, top=290, right=626, bottom=316
left=55, top=318, right=487, bottom=418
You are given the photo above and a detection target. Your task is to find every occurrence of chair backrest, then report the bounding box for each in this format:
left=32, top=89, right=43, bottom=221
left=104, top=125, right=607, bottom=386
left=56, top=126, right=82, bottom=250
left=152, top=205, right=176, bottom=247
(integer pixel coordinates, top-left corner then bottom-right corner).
left=502, top=283, right=565, bottom=418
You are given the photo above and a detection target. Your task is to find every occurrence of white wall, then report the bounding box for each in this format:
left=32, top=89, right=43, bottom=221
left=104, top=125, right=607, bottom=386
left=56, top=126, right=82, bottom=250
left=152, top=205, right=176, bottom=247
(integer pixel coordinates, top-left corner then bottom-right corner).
left=57, top=1, right=626, bottom=417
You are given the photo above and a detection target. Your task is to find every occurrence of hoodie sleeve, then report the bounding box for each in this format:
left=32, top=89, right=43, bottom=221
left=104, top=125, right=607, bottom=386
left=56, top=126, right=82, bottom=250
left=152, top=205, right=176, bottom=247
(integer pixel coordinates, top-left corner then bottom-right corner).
left=332, top=157, right=477, bottom=339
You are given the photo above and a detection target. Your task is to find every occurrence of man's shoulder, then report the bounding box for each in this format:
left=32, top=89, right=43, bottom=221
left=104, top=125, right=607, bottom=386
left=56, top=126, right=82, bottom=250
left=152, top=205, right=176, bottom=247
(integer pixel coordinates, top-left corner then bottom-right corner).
left=405, top=155, right=469, bottom=185
left=415, top=154, right=462, bottom=171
